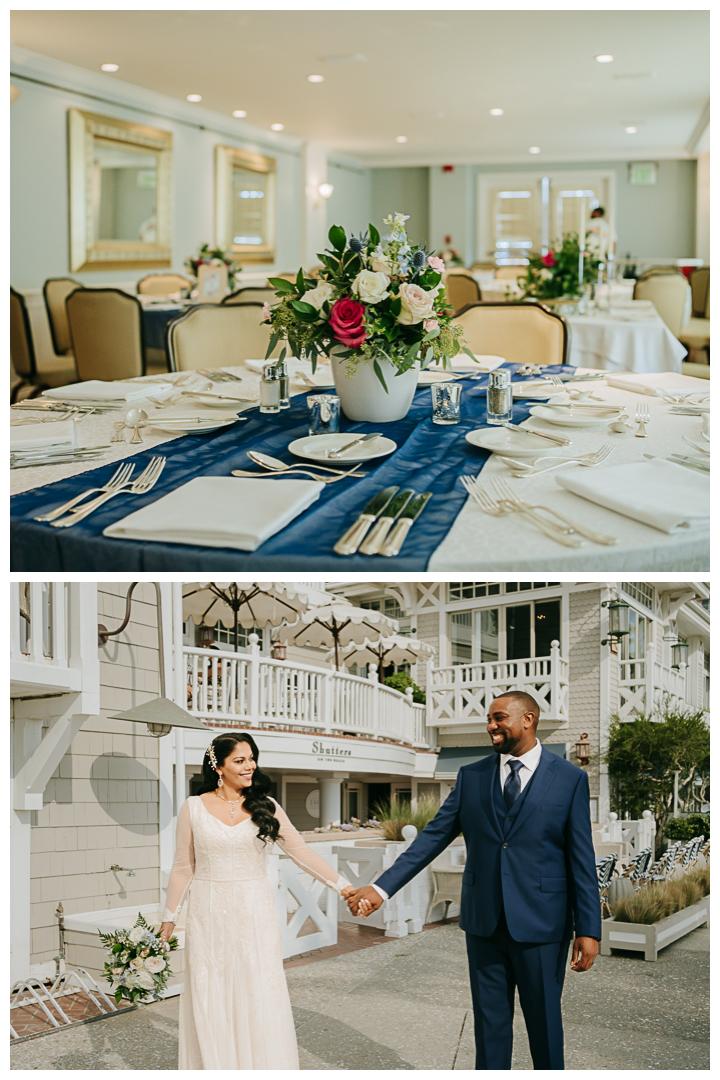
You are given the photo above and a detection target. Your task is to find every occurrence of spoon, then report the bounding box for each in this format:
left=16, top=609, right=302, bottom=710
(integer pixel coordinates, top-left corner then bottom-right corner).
left=247, top=450, right=365, bottom=475
left=125, top=408, right=148, bottom=444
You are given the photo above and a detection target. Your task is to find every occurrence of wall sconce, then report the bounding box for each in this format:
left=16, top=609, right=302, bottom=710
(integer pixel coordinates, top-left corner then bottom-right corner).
left=601, top=598, right=630, bottom=646
left=271, top=640, right=287, bottom=661
left=318, top=182, right=334, bottom=199
left=575, top=733, right=590, bottom=766
left=671, top=639, right=688, bottom=669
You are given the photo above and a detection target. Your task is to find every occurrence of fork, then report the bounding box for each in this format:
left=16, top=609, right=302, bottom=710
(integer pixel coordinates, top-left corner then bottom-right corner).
left=682, top=436, right=710, bottom=455
left=634, top=402, right=650, bottom=437
left=34, top=462, right=136, bottom=522
left=51, top=457, right=166, bottom=527
left=496, top=443, right=613, bottom=476
left=459, top=476, right=582, bottom=547
left=231, top=466, right=366, bottom=483
left=197, top=368, right=243, bottom=383
left=492, top=477, right=618, bottom=545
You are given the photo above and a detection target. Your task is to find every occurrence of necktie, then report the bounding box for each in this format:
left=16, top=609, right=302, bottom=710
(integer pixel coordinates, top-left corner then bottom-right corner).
left=503, top=759, right=523, bottom=810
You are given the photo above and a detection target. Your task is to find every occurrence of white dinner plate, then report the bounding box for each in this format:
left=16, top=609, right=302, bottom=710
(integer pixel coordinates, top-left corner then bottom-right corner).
left=529, top=404, right=623, bottom=428
left=287, top=433, right=397, bottom=463
left=465, top=427, right=566, bottom=458
left=144, top=416, right=240, bottom=435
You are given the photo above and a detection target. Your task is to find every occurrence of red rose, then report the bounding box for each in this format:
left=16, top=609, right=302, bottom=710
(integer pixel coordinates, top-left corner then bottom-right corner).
left=542, top=251, right=556, bottom=268
left=328, top=298, right=366, bottom=348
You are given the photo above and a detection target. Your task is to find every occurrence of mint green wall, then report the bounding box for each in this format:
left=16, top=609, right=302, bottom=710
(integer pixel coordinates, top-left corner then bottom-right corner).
left=370, top=168, right=430, bottom=246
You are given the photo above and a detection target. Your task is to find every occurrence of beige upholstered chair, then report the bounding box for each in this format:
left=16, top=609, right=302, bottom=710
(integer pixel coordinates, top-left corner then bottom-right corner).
left=166, top=303, right=284, bottom=372
left=444, top=272, right=481, bottom=312
left=274, top=272, right=298, bottom=282
left=634, top=273, right=691, bottom=338
left=11, top=287, right=77, bottom=398
left=66, top=288, right=146, bottom=381
left=470, top=261, right=497, bottom=272
left=222, top=287, right=277, bottom=306
left=137, top=273, right=193, bottom=296
left=43, top=278, right=80, bottom=356
left=494, top=266, right=526, bottom=280
left=689, top=267, right=709, bottom=318
left=453, top=302, right=569, bottom=366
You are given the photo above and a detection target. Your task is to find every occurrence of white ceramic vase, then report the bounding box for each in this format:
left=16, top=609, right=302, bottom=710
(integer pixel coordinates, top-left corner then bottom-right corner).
left=330, top=352, right=419, bottom=422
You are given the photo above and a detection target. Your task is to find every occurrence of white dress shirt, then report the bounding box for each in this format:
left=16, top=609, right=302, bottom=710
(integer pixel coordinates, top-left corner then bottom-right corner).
left=369, top=740, right=543, bottom=905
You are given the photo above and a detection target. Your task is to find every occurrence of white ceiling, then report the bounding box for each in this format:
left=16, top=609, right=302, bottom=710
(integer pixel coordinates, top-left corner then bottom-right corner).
left=10, top=9, right=709, bottom=166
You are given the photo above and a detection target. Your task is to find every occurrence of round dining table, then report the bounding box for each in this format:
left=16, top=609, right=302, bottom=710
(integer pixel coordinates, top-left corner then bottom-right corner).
left=566, top=304, right=687, bottom=374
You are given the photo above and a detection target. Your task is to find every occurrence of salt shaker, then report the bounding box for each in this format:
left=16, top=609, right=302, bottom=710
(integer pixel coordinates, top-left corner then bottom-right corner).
left=276, top=358, right=290, bottom=409
left=259, top=363, right=281, bottom=414
left=486, top=369, right=512, bottom=425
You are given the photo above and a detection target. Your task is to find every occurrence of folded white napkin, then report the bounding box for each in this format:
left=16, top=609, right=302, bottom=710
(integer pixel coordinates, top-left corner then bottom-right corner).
left=604, top=372, right=710, bottom=398
left=557, top=459, right=709, bottom=533
left=43, top=380, right=175, bottom=403
left=426, top=354, right=505, bottom=373
left=11, top=420, right=75, bottom=450
left=103, top=477, right=322, bottom=550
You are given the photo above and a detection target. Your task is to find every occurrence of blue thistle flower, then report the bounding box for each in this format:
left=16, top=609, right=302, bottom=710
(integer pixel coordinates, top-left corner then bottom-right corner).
left=349, top=230, right=368, bottom=254
left=413, top=250, right=426, bottom=268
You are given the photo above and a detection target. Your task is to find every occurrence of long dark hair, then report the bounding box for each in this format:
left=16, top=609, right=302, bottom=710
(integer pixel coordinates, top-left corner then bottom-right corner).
left=198, top=732, right=280, bottom=844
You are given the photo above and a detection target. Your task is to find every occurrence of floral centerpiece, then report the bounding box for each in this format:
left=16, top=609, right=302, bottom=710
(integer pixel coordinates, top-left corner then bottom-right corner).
left=518, top=233, right=600, bottom=304
left=99, top=912, right=179, bottom=1005
left=262, top=212, right=474, bottom=421
left=185, top=243, right=242, bottom=291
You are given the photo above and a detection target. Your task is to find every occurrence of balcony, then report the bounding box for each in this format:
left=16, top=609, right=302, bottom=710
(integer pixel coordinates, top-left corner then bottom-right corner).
left=185, top=644, right=432, bottom=749
left=618, top=642, right=700, bottom=720
left=426, top=641, right=569, bottom=735
left=10, top=583, right=102, bottom=699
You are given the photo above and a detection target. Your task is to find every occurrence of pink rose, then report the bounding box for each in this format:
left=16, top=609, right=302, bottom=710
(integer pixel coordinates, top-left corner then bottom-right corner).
left=328, top=298, right=367, bottom=348
left=397, top=282, right=436, bottom=326
left=262, top=302, right=271, bottom=320
left=427, top=256, right=445, bottom=273
left=423, top=318, right=439, bottom=332
left=541, top=252, right=556, bottom=268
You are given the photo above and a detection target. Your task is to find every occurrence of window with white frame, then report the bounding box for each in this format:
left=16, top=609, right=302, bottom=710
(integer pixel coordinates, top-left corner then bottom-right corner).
left=448, top=582, right=559, bottom=602
left=622, top=582, right=655, bottom=611
left=620, top=608, right=647, bottom=682
left=203, top=624, right=261, bottom=650
left=450, top=599, right=560, bottom=665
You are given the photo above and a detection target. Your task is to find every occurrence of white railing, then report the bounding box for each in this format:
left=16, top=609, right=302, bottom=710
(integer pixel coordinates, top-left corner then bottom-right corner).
left=602, top=811, right=656, bottom=857
left=184, top=642, right=432, bottom=748
left=10, top=582, right=99, bottom=699
left=618, top=642, right=689, bottom=719
left=10, top=583, right=67, bottom=668
left=426, top=640, right=569, bottom=730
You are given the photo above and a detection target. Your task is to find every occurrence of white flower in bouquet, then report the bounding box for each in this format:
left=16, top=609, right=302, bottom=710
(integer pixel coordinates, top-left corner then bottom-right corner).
left=352, top=270, right=390, bottom=305
left=134, top=970, right=157, bottom=992
left=396, top=282, right=436, bottom=325
left=129, top=926, right=147, bottom=944
left=371, top=255, right=393, bottom=276
left=302, top=281, right=333, bottom=313
left=145, top=956, right=167, bottom=974
left=111, top=966, right=125, bottom=975
left=129, top=956, right=145, bottom=970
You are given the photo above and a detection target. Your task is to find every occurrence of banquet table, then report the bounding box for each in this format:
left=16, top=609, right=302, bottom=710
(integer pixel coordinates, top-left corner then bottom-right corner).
left=10, top=365, right=709, bottom=572
left=566, top=303, right=687, bottom=373
left=141, top=300, right=192, bottom=354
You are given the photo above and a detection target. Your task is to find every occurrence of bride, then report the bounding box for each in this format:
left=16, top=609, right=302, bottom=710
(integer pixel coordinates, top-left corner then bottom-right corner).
left=159, top=732, right=355, bottom=1070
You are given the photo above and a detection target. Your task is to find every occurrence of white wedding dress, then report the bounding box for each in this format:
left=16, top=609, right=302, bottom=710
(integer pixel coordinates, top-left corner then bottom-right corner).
left=163, top=795, right=350, bottom=1070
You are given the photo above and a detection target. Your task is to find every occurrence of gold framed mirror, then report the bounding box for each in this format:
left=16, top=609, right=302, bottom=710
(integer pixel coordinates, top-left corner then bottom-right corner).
left=68, top=109, right=173, bottom=272
left=215, top=146, right=276, bottom=264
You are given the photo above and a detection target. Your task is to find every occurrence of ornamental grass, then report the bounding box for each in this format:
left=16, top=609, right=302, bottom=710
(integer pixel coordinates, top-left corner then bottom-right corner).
left=613, top=865, right=710, bottom=924
left=375, top=795, right=440, bottom=841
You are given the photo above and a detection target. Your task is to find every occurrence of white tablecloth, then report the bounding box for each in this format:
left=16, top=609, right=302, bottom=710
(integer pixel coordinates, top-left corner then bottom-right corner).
left=566, top=307, right=687, bottom=373
left=429, top=375, right=709, bottom=571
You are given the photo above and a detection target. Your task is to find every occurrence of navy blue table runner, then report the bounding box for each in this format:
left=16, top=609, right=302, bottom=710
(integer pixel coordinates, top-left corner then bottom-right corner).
left=10, top=365, right=571, bottom=571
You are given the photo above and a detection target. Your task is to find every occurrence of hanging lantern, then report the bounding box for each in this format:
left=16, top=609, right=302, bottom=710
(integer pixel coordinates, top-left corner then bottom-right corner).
left=671, top=639, right=688, bottom=669
left=271, top=640, right=287, bottom=661
left=575, top=733, right=590, bottom=766
left=601, top=598, right=630, bottom=645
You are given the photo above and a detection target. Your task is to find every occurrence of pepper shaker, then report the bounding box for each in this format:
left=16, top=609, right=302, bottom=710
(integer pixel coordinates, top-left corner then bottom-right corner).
left=486, top=369, right=513, bottom=425
left=276, top=358, right=290, bottom=409
left=259, top=363, right=281, bottom=414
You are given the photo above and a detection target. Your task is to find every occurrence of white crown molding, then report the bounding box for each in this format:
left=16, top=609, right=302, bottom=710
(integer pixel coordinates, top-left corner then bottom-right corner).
left=362, top=147, right=694, bottom=169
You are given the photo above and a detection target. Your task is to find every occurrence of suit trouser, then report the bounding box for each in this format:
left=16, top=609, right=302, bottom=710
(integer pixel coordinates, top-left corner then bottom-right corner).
left=465, top=912, right=571, bottom=1070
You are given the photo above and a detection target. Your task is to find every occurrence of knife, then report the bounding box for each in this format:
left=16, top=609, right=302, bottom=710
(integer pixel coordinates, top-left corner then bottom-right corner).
left=333, top=486, right=399, bottom=555
left=500, top=422, right=570, bottom=447
left=359, top=489, right=415, bottom=556
left=643, top=453, right=710, bottom=474
left=327, top=433, right=381, bottom=459
left=380, top=492, right=433, bottom=557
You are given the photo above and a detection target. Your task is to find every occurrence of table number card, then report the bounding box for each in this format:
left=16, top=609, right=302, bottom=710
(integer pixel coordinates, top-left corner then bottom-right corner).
left=197, top=263, right=228, bottom=302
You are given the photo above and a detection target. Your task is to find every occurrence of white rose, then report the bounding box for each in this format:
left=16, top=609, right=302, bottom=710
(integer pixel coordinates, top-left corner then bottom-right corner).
left=129, top=957, right=145, bottom=970
left=352, top=270, right=390, bottom=305
left=302, top=281, right=333, bottom=314
left=128, top=927, right=146, bottom=944
left=372, top=257, right=392, bottom=276
left=145, top=956, right=166, bottom=973
left=396, top=282, right=436, bottom=326
left=134, top=970, right=156, bottom=991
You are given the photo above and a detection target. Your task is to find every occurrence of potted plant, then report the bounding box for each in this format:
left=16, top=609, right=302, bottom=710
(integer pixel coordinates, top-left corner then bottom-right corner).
left=600, top=866, right=709, bottom=962
left=262, top=213, right=474, bottom=422
left=518, top=232, right=600, bottom=314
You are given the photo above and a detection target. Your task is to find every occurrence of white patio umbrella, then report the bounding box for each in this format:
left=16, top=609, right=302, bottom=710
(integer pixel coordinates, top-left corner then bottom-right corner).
left=276, top=602, right=398, bottom=671
left=182, top=582, right=336, bottom=651
left=334, top=634, right=436, bottom=683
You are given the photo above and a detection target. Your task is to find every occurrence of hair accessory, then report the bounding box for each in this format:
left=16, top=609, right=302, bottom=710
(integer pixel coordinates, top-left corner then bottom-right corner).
left=207, top=743, right=218, bottom=771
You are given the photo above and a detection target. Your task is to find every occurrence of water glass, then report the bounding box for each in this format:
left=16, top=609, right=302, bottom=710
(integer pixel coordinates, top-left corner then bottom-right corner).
left=308, top=394, right=340, bottom=435
left=431, top=382, right=462, bottom=425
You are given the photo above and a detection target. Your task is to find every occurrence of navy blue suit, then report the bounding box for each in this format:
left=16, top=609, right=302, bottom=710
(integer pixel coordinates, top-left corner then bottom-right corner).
left=374, top=747, right=601, bottom=1069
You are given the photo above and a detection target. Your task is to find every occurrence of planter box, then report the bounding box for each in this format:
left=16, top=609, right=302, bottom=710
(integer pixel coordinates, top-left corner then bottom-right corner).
left=600, top=896, right=709, bottom=962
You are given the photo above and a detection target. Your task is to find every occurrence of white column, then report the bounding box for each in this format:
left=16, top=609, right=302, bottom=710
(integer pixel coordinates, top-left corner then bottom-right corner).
left=301, top=141, right=329, bottom=269
left=159, top=583, right=183, bottom=888
left=318, top=773, right=348, bottom=826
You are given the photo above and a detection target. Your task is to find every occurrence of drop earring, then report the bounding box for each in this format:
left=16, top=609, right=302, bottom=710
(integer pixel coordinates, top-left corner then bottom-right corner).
left=217, top=774, right=224, bottom=788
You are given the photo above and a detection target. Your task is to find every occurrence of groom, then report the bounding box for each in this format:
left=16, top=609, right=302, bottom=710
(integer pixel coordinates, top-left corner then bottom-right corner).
left=347, top=691, right=601, bottom=1070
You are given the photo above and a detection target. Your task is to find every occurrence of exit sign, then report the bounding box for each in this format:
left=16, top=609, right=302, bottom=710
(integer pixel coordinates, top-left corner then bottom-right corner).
left=629, top=162, right=657, bottom=186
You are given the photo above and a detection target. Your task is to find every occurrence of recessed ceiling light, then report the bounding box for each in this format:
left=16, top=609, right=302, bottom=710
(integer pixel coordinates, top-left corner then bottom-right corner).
left=528, top=146, right=541, bottom=154
left=232, top=110, right=247, bottom=118
left=307, top=74, right=324, bottom=83
left=101, top=63, right=119, bottom=72
left=396, top=135, right=408, bottom=143
left=625, top=126, right=638, bottom=134
left=595, top=54, right=614, bottom=63
left=271, top=123, right=284, bottom=132
left=489, top=108, right=504, bottom=116
left=186, top=94, right=202, bottom=103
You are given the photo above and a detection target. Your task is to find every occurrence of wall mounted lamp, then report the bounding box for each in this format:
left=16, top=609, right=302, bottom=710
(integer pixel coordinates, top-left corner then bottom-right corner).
left=575, top=733, right=591, bottom=767
left=601, top=597, right=630, bottom=646
left=318, top=182, right=334, bottom=199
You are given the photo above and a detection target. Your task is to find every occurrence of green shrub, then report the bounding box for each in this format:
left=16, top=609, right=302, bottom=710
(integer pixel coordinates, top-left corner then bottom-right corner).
left=664, top=813, right=710, bottom=842
left=374, top=795, right=439, bottom=841
left=613, top=866, right=710, bottom=924
left=383, top=672, right=426, bottom=704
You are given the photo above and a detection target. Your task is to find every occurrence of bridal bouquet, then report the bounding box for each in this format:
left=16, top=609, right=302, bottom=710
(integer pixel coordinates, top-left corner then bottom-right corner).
left=99, top=912, right=178, bottom=1004
left=263, top=213, right=474, bottom=392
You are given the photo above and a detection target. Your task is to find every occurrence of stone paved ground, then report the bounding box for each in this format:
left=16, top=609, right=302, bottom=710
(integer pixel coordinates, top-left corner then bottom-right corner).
left=10, top=923, right=709, bottom=1070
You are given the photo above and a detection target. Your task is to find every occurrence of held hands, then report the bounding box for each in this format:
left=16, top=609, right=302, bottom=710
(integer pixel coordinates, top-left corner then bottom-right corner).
left=343, top=885, right=384, bottom=918
left=570, top=935, right=598, bottom=972
left=158, top=920, right=175, bottom=953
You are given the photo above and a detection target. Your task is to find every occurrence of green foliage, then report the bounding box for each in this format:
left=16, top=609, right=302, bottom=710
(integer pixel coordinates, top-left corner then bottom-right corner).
left=613, top=866, right=709, bottom=924
left=99, top=911, right=178, bottom=1005
left=604, top=701, right=710, bottom=855
left=518, top=232, right=600, bottom=300
left=384, top=671, right=426, bottom=703
left=664, top=813, right=710, bottom=842
left=375, top=795, right=440, bottom=841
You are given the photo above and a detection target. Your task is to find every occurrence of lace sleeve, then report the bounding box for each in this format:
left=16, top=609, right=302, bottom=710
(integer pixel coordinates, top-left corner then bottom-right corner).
left=272, top=801, right=351, bottom=894
left=162, top=799, right=195, bottom=923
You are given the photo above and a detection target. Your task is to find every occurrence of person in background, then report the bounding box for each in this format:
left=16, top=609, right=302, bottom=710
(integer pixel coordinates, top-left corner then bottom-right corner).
left=585, top=207, right=616, bottom=262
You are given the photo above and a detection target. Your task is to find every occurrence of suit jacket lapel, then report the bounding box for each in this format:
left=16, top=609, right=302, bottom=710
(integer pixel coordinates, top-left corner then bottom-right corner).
left=505, top=748, right=558, bottom=842
left=479, top=757, right=503, bottom=840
